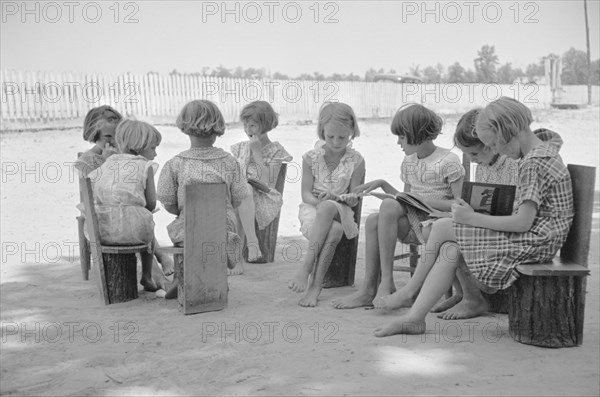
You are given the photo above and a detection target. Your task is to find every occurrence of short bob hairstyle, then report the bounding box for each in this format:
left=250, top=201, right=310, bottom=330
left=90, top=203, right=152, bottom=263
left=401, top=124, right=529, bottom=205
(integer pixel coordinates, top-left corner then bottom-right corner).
left=475, top=97, right=533, bottom=144
left=83, top=105, right=123, bottom=143
left=240, top=101, right=279, bottom=133
left=316, top=102, right=360, bottom=140
left=390, top=103, right=442, bottom=145
left=115, top=119, right=162, bottom=155
left=176, top=100, right=225, bottom=138
left=454, top=108, right=483, bottom=148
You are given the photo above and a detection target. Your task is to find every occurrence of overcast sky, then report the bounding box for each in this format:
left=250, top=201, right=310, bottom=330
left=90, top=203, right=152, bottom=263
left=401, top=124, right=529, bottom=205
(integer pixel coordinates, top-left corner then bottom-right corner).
left=2, top=0, right=599, bottom=77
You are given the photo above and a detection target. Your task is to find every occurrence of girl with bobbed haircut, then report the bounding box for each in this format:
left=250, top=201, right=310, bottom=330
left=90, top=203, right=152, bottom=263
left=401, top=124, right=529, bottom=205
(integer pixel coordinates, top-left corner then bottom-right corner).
left=239, top=100, right=279, bottom=133
left=176, top=100, right=226, bottom=137
left=475, top=96, right=533, bottom=144
left=116, top=119, right=162, bottom=155
left=317, top=102, right=360, bottom=140
left=390, top=103, right=442, bottom=145
left=83, top=105, right=123, bottom=143
left=230, top=101, right=293, bottom=269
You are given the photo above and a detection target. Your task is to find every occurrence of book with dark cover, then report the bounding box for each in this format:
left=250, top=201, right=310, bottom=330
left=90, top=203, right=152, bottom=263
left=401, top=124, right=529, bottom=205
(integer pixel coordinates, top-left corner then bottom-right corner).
left=461, top=182, right=516, bottom=216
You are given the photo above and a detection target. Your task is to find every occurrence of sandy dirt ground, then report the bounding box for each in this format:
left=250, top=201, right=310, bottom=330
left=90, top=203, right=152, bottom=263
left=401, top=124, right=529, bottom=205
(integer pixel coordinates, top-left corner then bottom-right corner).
left=1, top=107, right=599, bottom=396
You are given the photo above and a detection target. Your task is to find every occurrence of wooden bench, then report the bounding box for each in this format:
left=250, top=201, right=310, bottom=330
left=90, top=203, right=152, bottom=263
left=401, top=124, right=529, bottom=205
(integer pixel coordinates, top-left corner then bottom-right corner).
left=161, top=183, right=229, bottom=315
left=508, top=164, right=594, bottom=347
left=80, top=177, right=149, bottom=305
left=242, top=163, right=287, bottom=263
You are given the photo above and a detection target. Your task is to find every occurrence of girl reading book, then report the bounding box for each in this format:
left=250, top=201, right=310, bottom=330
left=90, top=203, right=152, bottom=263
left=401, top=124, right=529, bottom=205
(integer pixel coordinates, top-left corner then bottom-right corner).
left=332, top=103, right=465, bottom=310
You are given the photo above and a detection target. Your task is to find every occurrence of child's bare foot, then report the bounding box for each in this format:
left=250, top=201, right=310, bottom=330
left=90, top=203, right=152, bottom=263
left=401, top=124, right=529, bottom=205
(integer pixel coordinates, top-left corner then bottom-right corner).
left=298, top=286, right=320, bottom=307
left=331, top=291, right=375, bottom=309
left=228, top=262, right=244, bottom=276
left=246, top=242, right=263, bottom=263
left=164, top=285, right=178, bottom=299
left=288, top=269, right=310, bottom=292
left=140, top=277, right=158, bottom=292
left=438, top=297, right=488, bottom=320
left=374, top=289, right=413, bottom=310
left=372, top=281, right=396, bottom=308
left=373, top=316, right=426, bottom=337
left=431, top=294, right=463, bottom=313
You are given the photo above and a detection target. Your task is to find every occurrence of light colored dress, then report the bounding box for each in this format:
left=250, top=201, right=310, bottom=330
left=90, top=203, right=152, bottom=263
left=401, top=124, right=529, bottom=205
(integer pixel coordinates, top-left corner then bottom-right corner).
left=454, top=130, right=573, bottom=291
left=298, top=146, right=364, bottom=239
left=231, top=141, right=293, bottom=230
left=75, top=149, right=105, bottom=177
left=401, top=146, right=465, bottom=243
left=156, top=147, right=248, bottom=268
left=88, top=154, right=156, bottom=247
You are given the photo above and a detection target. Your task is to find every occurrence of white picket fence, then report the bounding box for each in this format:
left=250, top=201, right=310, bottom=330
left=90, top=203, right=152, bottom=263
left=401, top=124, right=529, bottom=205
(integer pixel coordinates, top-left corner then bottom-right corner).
left=1, top=70, right=598, bottom=126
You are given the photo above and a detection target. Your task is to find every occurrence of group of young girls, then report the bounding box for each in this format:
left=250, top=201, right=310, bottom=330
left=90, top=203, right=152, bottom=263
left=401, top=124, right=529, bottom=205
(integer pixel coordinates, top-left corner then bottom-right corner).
left=77, top=96, right=574, bottom=338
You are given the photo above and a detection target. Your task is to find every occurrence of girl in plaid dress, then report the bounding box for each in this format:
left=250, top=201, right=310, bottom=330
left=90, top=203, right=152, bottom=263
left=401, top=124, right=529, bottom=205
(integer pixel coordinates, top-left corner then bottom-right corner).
left=374, top=97, right=573, bottom=337
left=332, top=104, right=465, bottom=310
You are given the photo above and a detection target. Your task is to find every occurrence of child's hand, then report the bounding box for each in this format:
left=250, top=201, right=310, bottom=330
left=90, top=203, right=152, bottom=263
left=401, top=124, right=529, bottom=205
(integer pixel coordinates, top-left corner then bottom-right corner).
left=101, top=143, right=118, bottom=159
left=339, top=193, right=359, bottom=207
left=352, top=179, right=383, bottom=195
left=451, top=198, right=474, bottom=224
left=317, top=191, right=339, bottom=202
left=249, top=135, right=263, bottom=155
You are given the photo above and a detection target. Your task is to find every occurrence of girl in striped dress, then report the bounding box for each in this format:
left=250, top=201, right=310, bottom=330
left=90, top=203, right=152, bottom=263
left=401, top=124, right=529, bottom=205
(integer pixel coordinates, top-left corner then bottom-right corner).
left=374, top=97, right=573, bottom=337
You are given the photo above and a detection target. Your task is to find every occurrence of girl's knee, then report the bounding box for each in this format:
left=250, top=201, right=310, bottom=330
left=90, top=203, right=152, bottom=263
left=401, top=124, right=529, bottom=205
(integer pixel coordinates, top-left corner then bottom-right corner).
left=315, top=201, right=338, bottom=218
left=438, top=242, right=461, bottom=264
left=379, top=198, right=404, bottom=217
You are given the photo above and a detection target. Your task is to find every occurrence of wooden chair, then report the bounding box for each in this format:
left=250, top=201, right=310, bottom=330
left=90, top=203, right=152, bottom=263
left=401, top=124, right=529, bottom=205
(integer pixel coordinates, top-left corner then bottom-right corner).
left=508, top=164, right=594, bottom=347
left=80, top=177, right=149, bottom=305
left=161, top=183, right=229, bottom=315
left=242, top=163, right=288, bottom=263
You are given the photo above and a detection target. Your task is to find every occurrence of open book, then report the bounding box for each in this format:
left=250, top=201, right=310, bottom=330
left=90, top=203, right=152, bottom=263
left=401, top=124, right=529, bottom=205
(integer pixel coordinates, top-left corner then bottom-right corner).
left=461, top=182, right=516, bottom=216
left=369, top=191, right=451, bottom=218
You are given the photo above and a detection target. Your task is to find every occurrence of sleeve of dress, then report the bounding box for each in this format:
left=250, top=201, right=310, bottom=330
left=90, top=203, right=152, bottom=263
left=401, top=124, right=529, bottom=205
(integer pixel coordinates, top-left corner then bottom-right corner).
left=269, top=143, right=293, bottom=163
left=518, top=159, right=542, bottom=208
left=157, top=158, right=178, bottom=206
left=229, top=158, right=249, bottom=209
left=442, top=152, right=466, bottom=184
left=230, top=142, right=242, bottom=159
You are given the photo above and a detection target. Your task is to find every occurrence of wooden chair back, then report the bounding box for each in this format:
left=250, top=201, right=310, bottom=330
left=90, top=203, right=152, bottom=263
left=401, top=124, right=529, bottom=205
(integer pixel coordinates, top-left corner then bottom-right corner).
left=560, top=164, right=596, bottom=266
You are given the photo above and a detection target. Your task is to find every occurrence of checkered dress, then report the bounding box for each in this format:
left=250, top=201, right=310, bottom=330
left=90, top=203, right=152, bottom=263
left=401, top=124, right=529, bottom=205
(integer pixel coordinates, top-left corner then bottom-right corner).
left=454, top=132, right=574, bottom=290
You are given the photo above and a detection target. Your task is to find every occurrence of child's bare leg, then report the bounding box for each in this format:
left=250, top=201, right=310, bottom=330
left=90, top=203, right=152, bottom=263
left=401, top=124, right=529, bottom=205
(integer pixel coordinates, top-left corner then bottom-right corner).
left=374, top=199, right=407, bottom=302
left=237, top=185, right=262, bottom=261
left=299, top=222, right=343, bottom=307
left=377, top=218, right=454, bottom=310
left=374, top=242, right=459, bottom=337
left=153, top=239, right=174, bottom=277
left=289, top=202, right=338, bottom=292
left=140, top=251, right=158, bottom=292
left=438, top=267, right=488, bottom=319
left=229, top=213, right=245, bottom=276
left=331, top=213, right=380, bottom=309
left=431, top=275, right=463, bottom=312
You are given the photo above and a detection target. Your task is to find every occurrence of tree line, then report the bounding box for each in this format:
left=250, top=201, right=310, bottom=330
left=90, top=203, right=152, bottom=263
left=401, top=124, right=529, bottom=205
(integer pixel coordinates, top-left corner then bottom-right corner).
left=168, top=45, right=599, bottom=85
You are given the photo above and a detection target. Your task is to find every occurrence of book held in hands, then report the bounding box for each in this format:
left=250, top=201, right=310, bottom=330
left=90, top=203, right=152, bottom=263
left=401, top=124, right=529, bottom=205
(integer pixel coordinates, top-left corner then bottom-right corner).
left=461, top=182, right=516, bottom=216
